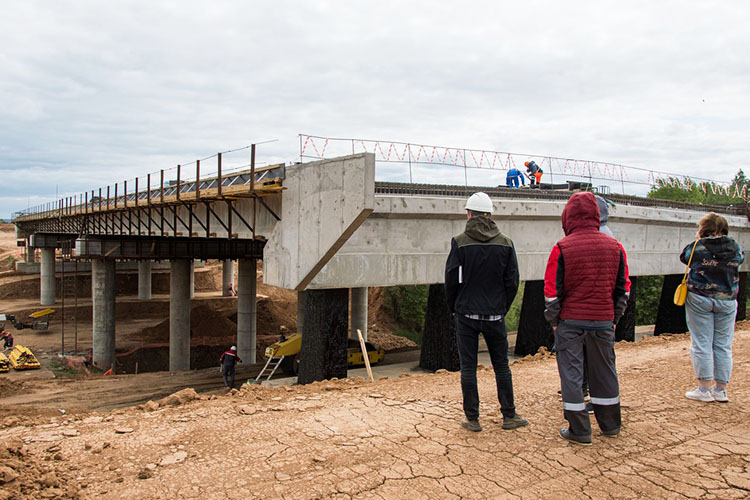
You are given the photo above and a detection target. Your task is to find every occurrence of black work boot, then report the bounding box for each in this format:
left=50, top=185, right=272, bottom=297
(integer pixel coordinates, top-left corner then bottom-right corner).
left=559, top=428, right=592, bottom=445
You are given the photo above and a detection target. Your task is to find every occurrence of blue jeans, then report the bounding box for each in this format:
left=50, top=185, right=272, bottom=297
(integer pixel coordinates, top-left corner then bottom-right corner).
left=455, top=315, right=516, bottom=419
left=685, top=292, right=737, bottom=384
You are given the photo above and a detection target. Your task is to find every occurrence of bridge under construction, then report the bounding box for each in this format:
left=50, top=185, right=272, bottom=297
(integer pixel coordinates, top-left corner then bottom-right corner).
left=12, top=149, right=750, bottom=383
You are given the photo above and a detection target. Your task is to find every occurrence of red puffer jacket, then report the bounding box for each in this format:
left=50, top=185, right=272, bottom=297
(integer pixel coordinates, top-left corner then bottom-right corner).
left=544, top=192, right=629, bottom=322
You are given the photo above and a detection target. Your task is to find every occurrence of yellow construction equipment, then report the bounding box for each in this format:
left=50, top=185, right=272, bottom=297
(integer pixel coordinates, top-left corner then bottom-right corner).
left=14, top=309, right=54, bottom=331
left=8, top=345, right=41, bottom=370
left=0, top=352, right=9, bottom=372
left=253, top=333, right=385, bottom=383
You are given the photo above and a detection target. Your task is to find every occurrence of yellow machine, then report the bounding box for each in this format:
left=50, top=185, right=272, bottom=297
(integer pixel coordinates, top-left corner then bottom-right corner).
left=8, top=345, right=41, bottom=370
left=254, top=333, right=385, bottom=383
left=0, top=352, right=9, bottom=373
left=14, top=309, right=55, bottom=331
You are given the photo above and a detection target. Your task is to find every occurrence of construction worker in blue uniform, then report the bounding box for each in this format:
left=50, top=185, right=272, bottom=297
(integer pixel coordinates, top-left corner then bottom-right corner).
left=506, top=168, right=526, bottom=188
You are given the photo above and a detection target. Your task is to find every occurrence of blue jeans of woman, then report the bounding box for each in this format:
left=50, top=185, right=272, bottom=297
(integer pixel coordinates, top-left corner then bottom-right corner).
left=685, top=291, right=737, bottom=384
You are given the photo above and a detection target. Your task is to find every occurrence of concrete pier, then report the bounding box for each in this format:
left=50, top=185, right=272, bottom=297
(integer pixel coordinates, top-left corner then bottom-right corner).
left=189, top=260, right=195, bottom=299
left=92, top=258, right=116, bottom=370
left=170, top=259, right=192, bottom=371
left=237, top=258, right=257, bottom=364
left=138, top=260, right=152, bottom=300
left=40, top=247, right=56, bottom=305
left=297, top=290, right=306, bottom=333
left=350, top=287, right=368, bottom=340
left=25, top=238, right=34, bottom=263
left=222, top=259, right=235, bottom=296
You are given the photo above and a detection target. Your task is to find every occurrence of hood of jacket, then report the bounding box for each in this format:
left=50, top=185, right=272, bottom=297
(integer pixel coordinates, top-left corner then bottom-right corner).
left=595, top=195, right=610, bottom=226
left=562, top=192, right=601, bottom=236
left=465, top=215, right=500, bottom=242
left=702, top=235, right=741, bottom=260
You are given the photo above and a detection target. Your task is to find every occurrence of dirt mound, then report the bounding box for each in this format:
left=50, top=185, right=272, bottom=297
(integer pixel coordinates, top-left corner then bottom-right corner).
left=367, top=331, right=417, bottom=351
left=157, top=388, right=200, bottom=407
left=0, top=438, right=82, bottom=499
left=0, top=378, right=24, bottom=398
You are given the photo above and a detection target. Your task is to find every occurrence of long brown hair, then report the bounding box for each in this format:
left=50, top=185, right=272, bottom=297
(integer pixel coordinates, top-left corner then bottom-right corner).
left=698, top=212, right=729, bottom=238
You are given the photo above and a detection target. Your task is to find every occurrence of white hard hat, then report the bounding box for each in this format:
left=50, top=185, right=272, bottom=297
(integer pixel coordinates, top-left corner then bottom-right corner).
left=231, top=345, right=237, bottom=351
left=465, top=192, right=494, bottom=214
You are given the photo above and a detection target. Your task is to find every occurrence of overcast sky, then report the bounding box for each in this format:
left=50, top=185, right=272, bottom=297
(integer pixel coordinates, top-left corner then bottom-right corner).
left=1, top=1, right=749, bottom=217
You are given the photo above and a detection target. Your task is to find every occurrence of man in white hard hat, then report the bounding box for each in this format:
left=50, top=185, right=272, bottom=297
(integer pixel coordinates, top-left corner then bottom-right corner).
left=219, top=345, right=242, bottom=389
left=445, top=192, right=528, bottom=432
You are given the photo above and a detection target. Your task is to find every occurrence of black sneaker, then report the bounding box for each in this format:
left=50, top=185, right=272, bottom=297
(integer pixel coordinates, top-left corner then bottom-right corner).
left=586, top=402, right=594, bottom=414
left=502, top=414, right=529, bottom=430
left=559, top=428, right=592, bottom=445
left=601, top=428, right=620, bottom=438
left=461, top=418, right=482, bottom=432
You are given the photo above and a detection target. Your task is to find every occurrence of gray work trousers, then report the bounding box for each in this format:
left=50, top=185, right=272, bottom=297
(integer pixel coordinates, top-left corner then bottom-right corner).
left=555, top=321, right=621, bottom=437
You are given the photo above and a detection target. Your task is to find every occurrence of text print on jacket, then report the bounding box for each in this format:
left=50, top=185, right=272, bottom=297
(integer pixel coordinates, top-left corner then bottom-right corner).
left=445, top=215, right=520, bottom=316
left=543, top=192, right=629, bottom=324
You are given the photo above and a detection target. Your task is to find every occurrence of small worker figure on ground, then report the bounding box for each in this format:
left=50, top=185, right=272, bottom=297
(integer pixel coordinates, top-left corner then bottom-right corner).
left=505, top=167, right=526, bottom=188
left=227, top=283, right=237, bottom=296
left=279, top=325, right=288, bottom=343
left=220, top=345, right=242, bottom=389
left=525, top=161, right=543, bottom=186
left=1, top=330, right=13, bottom=350
left=445, top=192, right=528, bottom=433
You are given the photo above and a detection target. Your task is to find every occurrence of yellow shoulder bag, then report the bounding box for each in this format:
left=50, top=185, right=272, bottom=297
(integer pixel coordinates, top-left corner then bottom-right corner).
left=674, top=240, right=699, bottom=306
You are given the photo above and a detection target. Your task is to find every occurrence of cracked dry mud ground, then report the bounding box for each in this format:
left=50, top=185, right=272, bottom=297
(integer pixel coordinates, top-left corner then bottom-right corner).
left=3, top=329, right=750, bottom=499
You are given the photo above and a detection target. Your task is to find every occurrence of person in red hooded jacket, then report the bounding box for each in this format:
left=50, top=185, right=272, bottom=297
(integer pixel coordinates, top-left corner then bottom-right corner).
left=544, top=192, right=629, bottom=445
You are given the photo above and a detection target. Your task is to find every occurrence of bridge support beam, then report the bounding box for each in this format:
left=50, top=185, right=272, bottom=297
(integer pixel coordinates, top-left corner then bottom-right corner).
left=615, top=276, right=637, bottom=342
left=297, top=290, right=306, bottom=333
left=222, top=259, right=234, bottom=296
left=514, top=281, right=554, bottom=356
left=350, top=287, right=368, bottom=341
left=654, top=274, right=689, bottom=335
left=419, top=284, right=460, bottom=371
left=40, top=248, right=56, bottom=305
left=92, top=258, right=116, bottom=371
left=298, top=288, right=349, bottom=384
left=138, top=260, right=152, bottom=301
left=737, top=272, right=748, bottom=321
left=237, top=258, right=257, bottom=365
left=25, top=238, right=34, bottom=263
left=169, top=259, right=191, bottom=371
left=189, top=260, right=195, bottom=299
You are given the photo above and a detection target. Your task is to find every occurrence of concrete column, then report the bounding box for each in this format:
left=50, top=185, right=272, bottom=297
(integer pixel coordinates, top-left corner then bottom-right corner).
left=350, top=287, right=368, bottom=341
left=237, top=258, right=257, bottom=364
left=25, top=239, right=34, bottom=263
left=170, top=259, right=192, bottom=371
left=138, top=260, right=152, bottom=301
left=222, top=259, right=235, bottom=296
left=189, top=260, right=195, bottom=299
left=92, top=258, right=116, bottom=371
left=40, top=248, right=56, bottom=305
left=297, top=290, right=306, bottom=333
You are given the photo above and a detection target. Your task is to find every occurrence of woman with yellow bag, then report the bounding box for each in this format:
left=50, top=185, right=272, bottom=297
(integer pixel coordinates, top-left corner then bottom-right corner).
left=680, top=213, right=744, bottom=402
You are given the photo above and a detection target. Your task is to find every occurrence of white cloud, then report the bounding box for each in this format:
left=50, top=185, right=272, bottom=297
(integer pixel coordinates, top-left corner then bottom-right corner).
left=1, top=0, right=749, bottom=216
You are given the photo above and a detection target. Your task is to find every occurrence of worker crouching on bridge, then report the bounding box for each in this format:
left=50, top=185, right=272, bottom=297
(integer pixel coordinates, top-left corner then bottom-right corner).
left=525, top=161, right=543, bottom=186
left=544, top=192, right=630, bottom=445
left=445, top=192, right=528, bottom=432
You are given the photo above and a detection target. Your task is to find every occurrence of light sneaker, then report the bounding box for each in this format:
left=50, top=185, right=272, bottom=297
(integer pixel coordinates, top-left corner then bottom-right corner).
left=685, top=387, right=714, bottom=402
left=461, top=418, right=482, bottom=432
left=712, top=387, right=729, bottom=403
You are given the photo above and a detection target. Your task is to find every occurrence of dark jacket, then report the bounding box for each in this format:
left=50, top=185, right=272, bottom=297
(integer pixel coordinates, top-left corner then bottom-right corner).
left=681, top=236, right=744, bottom=301
left=445, top=216, right=519, bottom=316
left=544, top=192, right=629, bottom=324
left=220, top=349, right=241, bottom=368
left=526, top=161, right=541, bottom=175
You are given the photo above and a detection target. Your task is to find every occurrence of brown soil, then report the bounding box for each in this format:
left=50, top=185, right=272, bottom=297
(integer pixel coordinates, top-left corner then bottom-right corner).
left=2, top=329, right=750, bottom=499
